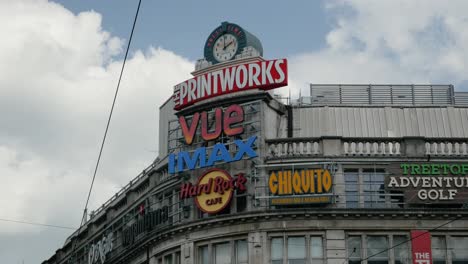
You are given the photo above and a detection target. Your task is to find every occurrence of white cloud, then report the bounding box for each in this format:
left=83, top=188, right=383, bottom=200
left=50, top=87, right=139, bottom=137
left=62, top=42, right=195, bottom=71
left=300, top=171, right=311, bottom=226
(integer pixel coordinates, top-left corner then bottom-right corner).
left=3, top=0, right=468, bottom=263
left=0, top=0, right=192, bottom=262
left=288, top=0, right=468, bottom=97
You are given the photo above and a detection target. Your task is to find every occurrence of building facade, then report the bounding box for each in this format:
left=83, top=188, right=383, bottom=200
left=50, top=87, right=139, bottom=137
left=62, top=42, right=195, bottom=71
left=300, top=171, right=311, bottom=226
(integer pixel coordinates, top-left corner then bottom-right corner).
left=44, top=22, right=468, bottom=264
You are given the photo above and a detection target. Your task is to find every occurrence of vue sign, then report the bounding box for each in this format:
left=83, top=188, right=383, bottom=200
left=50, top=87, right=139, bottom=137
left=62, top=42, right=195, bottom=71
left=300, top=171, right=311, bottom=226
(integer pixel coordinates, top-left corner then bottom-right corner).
left=180, top=104, right=243, bottom=145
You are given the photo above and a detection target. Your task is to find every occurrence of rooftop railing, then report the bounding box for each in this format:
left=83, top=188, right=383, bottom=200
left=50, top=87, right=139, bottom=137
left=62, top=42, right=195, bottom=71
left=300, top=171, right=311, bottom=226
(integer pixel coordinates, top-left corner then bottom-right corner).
left=298, top=84, right=464, bottom=106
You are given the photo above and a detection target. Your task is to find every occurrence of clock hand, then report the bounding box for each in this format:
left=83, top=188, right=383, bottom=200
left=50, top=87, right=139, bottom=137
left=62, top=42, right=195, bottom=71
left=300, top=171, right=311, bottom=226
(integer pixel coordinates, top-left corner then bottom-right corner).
left=224, top=41, right=234, bottom=49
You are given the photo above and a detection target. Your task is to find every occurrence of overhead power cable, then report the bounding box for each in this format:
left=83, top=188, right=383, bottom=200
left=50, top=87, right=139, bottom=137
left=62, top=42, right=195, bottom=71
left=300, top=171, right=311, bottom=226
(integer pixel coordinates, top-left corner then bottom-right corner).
left=82, top=0, right=142, bottom=221
left=69, top=0, right=143, bottom=262
left=0, top=218, right=76, bottom=230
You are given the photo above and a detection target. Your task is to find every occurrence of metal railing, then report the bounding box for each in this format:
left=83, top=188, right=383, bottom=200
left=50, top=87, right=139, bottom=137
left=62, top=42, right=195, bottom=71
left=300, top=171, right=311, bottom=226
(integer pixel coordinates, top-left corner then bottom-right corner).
left=454, top=92, right=468, bottom=106
left=301, top=84, right=456, bottom=106
left=266, top=137, right=468, bottom=158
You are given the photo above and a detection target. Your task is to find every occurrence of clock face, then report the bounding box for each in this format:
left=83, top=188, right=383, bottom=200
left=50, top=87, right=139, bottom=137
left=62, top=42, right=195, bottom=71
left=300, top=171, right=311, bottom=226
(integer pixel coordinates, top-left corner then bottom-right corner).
left=212, top=33, right=238, bottom=62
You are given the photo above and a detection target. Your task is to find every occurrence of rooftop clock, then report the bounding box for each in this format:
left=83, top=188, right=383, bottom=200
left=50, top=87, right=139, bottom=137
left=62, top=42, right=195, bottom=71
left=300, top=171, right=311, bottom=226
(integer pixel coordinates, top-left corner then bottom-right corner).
left=204, top=22, right=263, bottom=64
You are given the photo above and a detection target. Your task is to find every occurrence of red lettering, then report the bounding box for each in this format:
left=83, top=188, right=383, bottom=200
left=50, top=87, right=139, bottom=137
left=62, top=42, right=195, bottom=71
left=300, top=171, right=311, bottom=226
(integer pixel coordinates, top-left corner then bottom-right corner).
left=236, top=174, right=247, bottom=191
left=213, top=177, right=225, bottom=194
left=180, top=183, right=191, bottom=199
left=180, top=173, right=247, bottom=201
left=179, top=105, right=244, bottom=144
left=179, top=113, right=200, bottom=145
left=202, top=178, right=213, bottom=194
left=201, top=108, right=222, bottom=141
left=228, top=178, right=235, bottom=189
left=189, top=185, right=197, bottom=196
left=223, top=105, right=244, bottom=136
left=222, top=180, right=230, bottom=191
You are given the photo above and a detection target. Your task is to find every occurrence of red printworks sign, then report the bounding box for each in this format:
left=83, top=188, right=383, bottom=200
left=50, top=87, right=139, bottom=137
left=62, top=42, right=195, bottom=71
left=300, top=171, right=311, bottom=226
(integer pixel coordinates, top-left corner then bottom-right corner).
left=411, top=230, right=432, bottom=264
left=173, top=59, right=288, bottom=110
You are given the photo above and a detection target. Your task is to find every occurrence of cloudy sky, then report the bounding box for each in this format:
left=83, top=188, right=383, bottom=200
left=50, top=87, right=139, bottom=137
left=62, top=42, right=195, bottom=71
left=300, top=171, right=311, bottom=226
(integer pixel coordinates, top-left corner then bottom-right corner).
left=2, top=0, right=468, bottom=263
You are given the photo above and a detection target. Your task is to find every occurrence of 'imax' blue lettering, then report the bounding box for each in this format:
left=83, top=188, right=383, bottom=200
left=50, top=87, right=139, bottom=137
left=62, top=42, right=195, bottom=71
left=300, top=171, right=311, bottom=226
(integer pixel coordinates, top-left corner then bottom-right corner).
left=168, top=136, right=257, bottom=174
left=233, top=136, right=257, bottom=160
left=178, top=147, right=206, bottom=172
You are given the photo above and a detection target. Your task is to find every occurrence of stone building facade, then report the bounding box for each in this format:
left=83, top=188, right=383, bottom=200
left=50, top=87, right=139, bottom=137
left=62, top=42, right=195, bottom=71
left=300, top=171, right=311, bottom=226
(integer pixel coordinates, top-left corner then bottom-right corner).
left=44, top=22, right=468, bottom=264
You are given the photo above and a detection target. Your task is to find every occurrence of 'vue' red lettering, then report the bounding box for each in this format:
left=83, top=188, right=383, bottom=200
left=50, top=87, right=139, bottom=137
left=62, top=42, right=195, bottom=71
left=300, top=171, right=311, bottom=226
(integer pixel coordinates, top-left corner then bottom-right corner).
left=179, top=104, right=244, bottom=145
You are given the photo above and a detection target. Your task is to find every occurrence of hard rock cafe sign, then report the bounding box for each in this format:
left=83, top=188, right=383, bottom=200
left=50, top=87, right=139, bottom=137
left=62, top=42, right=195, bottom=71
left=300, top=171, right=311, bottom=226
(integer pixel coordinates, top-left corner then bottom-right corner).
left=180, top=169, right=247, bottom=214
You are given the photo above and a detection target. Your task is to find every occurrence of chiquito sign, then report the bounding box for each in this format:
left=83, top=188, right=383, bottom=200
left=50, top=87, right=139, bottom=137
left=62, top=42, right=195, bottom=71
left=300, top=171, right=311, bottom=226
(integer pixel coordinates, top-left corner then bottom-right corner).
left=172, top=59, right=288, bottom=110
left=269, top=169, right=333, bottom=205
left=386, top=163, right=468, bottom=203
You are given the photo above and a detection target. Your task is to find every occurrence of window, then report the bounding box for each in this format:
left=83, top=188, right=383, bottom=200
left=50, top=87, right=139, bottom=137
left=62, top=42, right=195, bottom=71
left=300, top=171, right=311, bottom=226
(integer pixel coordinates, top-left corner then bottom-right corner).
left=215, top=242, right=231, bottom=264
left=345, top=169, right=359, bottom=208
left=347, top=234, right=409, bottom=264
left=155, top=250, right=181, bottom=264
left=288, top=237, right=305, bottom=264
left=310, top=237, right=323, bottom=264
left=236, top=240, right=248, bottom=264
left=344, top=168, right=395, bottom=208
left=367, top=236, right=388, bottom=264
left=198, top=245, right=209, bottom=264
left=431, top=236, right=468, bottom=264
left=347, top=236, right=361, bottom=264
left=362, top=169, right=385, bottom=208
left=432, top=236, right=446, bottom=264
left=393, top=235, right=409, bottom=264
left=271, top=238, right=283, bottom=264
left=197, top=239, right=247, bottom=264
left=164, top=254, right=173, bottom=264
left=236, top=195, right=247, bottom=213
left=270, top=235, right=324, bottom=264
left=451, top=237, right=468, bottom=264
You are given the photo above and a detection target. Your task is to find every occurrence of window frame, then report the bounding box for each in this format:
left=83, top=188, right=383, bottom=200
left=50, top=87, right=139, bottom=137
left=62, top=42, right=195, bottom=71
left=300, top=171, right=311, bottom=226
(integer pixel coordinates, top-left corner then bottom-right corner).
left=154, top=248, right=182, bottom=264
left=268, top=232, right=326, bottom=264
left=195, top=236, right=249, bottom=264
left=346, top=232, right=412, bottom=264
left=431, top=233, right=468, bottom=264
left=344, top=167, right=401, bottom=209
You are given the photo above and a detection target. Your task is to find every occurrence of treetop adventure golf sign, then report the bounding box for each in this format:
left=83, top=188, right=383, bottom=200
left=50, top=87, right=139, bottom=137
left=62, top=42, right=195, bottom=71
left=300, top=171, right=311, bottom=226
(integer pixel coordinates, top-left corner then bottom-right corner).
left=172, top=58, right=288, bottom=110
left=180, top=169, right=247, bottom=214
left=386, top=163, right=468, bottom=203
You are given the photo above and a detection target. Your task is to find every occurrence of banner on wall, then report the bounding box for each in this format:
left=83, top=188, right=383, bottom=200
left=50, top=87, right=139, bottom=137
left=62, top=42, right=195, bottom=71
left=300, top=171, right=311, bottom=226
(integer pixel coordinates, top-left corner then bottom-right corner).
left=411, top=230, right=432, bottom=264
